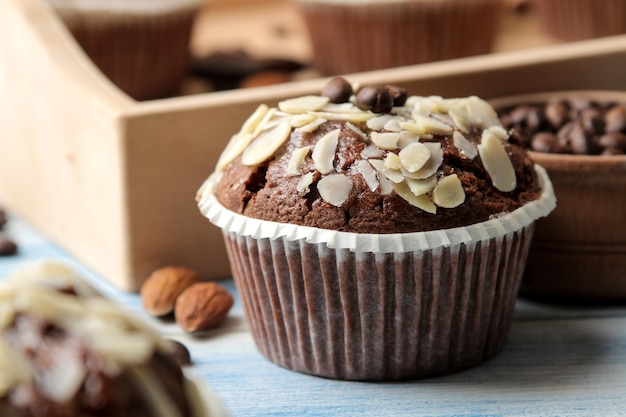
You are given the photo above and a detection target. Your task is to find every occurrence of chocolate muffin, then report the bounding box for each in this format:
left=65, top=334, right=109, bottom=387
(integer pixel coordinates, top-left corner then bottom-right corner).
left=197, top=78, right=556, bottom=380
left=0, top=261, right=223, bottom=417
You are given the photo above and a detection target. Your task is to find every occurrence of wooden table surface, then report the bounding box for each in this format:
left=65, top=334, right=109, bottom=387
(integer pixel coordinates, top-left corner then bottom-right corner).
left=2, top=213, right=626, bottom=417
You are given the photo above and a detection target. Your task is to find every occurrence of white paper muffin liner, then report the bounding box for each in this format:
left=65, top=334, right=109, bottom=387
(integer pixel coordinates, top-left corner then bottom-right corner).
left=197, top=166, right=555, bottom=380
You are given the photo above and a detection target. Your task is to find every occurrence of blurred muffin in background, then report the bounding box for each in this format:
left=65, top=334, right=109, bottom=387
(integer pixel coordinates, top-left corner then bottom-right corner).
left=533, top=0, right=626, bottom=41
left=292, top=0, right=504, bottom=76
left=49, top=0, right=206, bottom=100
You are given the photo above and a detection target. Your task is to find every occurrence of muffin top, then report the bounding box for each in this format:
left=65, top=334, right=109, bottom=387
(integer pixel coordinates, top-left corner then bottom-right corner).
left=208, top=78, right=540, bottom=234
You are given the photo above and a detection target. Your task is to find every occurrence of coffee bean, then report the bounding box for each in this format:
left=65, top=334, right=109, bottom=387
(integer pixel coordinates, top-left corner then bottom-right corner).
left=598, top=132, right=626, bottom=151
left=321, top=77, right=353, bottom=104
left=602, top=147, right=625, bottom=155
left=605, top=105, right=626, bottom=133
left=0, top=236, right=17, bottom=256
left=545, top=101, right=569, bottom=129
left=0, top=209, right=6, bottom=230
left=355, top=85, right=393, bottom=113
left=386, top=85, right=408, bottom=107
left=580, top=107, right=604, bottom=135
left=509, top=105, right=532, bottom=125
left=531, top=132, right=557, bottom=153
left=168, top=339, right=192, bottom=366
left=569, top=122, right=591, bottom=155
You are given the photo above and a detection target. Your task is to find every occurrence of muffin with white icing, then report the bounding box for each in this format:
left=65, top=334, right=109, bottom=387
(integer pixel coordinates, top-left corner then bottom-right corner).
left=197, top=77, right=556, bottom=381
left=49, top=0, right=206, bottom=100
left=0, top=261, right=226, bottom=417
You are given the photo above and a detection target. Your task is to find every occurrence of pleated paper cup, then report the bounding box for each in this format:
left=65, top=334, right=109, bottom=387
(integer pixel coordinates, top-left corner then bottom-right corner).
left=534, top=0, right=626, bottom=41
left=197, top=166, right=556, bottom=381
left=50, top=0, right=205, bottom=100
left=293, top=0, right=503, bottom=76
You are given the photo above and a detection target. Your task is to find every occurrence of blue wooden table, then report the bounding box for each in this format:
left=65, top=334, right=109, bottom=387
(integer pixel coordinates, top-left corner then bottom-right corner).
left=2, top=212, right=626, bottom=417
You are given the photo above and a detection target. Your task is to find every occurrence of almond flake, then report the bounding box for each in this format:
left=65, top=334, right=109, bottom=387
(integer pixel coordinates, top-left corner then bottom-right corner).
left=297, top=172, right=314, bottom=193
left=487, top=125, right=509, bottom=140
left=379, top=174, right=394, bottom=195
left=296, top=117, right=327, bottom=133
left=242, top=121, right=292, bottom=166
left=367, top=114, right=398, bottom=131
left=453, top=131, right=477, bottom=159
left=251, top=108, right=277, bottom=137
left=399, top=141, right=431, bottom=173
left=355, top=160, right=379, bottom=192
left=318, top=174, right=352, bottom=207
left=433, top=174, right=465, bottom=208
left=401, top=115, right=453, bottom=135
left=279, top=95, right=329, bottom=113
left=406, top=176, right=437, bottom=196
left=321, top=103, right=360, bottom=113
left=384, top=152, right=401, bottom=170
left=393, top=182, right=437, bottom=213
left=314, top=111, right=376, bottom=123
left=361, top=145, right=385, bottom=159
left=216, top=132, right=254, bottom=171
left=397, top=132, right=426, bottom=149
left=464, top=96, right=500, bottom=128
left=369, top=159, right=404, bottom=183
left=346, top=122, right=368, bottom=140
left=312, top=128, right=340, bottom=174
left=478, top=130, right=517, bottom=192
left=410, top=142, right=443, bottom=179
left=289, top=113, right=317, bottom=128
left=371, top=132, right=401, bottom=150
left=448, top=110, right=472, bottom=133
left=239, top=104, right=269, bottom=135
left=287, top=146, right=311, bottom=176
left=384, top=118, right=403, bottom=132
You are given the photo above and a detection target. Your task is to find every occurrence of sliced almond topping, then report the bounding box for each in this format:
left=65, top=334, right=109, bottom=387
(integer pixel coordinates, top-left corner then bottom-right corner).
left=346, top=122, right=368, bottom=140
left=297, top=172, right=314, bottom=193
left=318, top=174, right=352, bottom=207
left=371, top=132, right=402, bottom=150
left=239, top=104, right=269, bottom=135
left=487, top=125, right=509, bottom=140
left=433, top=174, right=465, bottom=208
left=279, top=95, right=329, bottom=113
left=361, top=145, right=385, bottom=159
left=251, top=108, right=277, bottom=137
left=312, top=128, right=340, bottom=174
left=369, top=159, right=404, bottom=183
left=448, top=110, right=472, bottom=133
left=287, top=146, right=311, bottom=176
left=410, top=142, right=444, bottom=179
left=384, top=118, right=403, bottom=132
left=399, top=141, right=431, bottom=173
left=464, top=96, right=500, bottom=128
left=296, top=117, right=327, bottom=133
left=355, top=160, right=379, bottom=192
left=401, top=115, right=453, bottom=135
left=314, top=111, right=376, bottom=123
left=321, top=102, right=360, bottom=113
left=397, top=132, right=426, bottom=149
left=242, top=121, right=292, bottom=166
left=289, top=113, right=317, bottom=128
left=384, top=152, right=401, bottom=170
left=478, top=130, right=517, bottom=192
left=215, top=133, right=252, bottom=171
left=367, top=114, right=398, bottom=131
left=393, top=182, right=437, bottom=214
left=453, top=131, right=477, bottom=159
left=406, top=175, right=437, bottom=196
left=379, top=174, right=394, bottom=195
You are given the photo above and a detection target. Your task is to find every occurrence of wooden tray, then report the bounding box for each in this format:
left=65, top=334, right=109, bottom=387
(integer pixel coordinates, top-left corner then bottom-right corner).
left=2, top=0, right=626, bottom=290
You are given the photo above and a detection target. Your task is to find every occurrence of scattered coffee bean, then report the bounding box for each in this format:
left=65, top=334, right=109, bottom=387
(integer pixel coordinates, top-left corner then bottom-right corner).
left=498, top=98, right=626, bottom=155
left=386, top=85, right=408, bottom=107
left=321, top=77, right=353, bottom=104
left=0, top=209, right=6, bottom=230
left=0, top=236, right=17, bottom=256
left=355, top=85, right=393, bottom=113
left=168, top=339, right=192, bottom=366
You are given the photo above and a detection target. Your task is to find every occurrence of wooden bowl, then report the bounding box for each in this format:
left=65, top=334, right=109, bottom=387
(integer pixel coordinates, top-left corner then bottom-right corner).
left=490, top=91, right=626, bottom=301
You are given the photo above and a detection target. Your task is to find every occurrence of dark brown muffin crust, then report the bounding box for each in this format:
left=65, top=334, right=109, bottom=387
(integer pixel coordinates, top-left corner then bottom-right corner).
left=216, top=120, right=539, bottom=234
